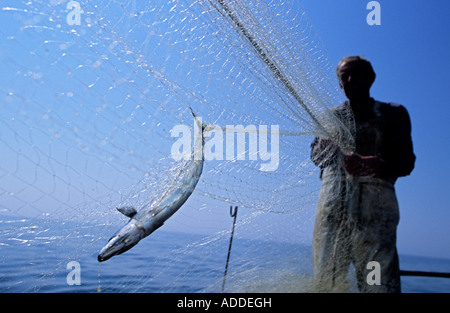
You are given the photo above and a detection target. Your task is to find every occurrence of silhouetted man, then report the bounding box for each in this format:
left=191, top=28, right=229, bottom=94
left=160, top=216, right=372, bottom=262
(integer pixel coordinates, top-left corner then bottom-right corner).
left=311, top=56, right=415, bottom=292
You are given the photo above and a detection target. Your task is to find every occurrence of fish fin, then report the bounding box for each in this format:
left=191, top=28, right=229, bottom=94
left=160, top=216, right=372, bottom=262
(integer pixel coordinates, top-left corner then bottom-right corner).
left=117, top=206, right=137, bottom=218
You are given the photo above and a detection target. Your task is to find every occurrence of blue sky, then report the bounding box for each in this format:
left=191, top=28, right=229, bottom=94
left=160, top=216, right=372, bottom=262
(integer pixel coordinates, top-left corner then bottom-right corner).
left=300, top=0, right=450, bottom=259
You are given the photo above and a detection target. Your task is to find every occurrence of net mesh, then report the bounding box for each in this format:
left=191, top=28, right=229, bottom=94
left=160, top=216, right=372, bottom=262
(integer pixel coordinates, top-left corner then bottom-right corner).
left=0, top=0, right=354, bottom=292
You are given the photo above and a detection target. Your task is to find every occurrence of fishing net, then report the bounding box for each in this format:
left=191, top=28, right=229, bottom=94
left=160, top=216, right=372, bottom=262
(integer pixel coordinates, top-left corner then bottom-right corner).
left=0, top=0, right=354, bottom=292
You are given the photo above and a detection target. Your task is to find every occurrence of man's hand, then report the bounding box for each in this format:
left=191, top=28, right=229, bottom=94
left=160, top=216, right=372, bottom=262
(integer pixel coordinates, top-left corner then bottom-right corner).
left=344, top=153, right=382, bottom=176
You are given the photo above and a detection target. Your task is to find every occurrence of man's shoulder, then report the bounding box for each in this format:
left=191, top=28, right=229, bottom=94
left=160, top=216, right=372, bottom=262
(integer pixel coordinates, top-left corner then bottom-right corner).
left=375, top=100, right=412, bottom=126
left=331, top=101, right=350, bottom=113
left=375, top=100, right=409, bottom=115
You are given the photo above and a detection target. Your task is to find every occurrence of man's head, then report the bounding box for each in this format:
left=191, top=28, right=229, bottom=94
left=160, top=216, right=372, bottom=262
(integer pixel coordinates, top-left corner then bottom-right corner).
left=336, top=56, right=376, bottom=102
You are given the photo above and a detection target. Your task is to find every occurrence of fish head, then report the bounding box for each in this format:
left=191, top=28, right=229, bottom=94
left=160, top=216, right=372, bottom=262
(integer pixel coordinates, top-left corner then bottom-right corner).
left=97, top=222, right=144, bottom=262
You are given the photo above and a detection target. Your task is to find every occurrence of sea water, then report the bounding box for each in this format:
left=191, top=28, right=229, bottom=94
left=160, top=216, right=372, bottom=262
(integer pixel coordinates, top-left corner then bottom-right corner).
left=0, top=216, right=448, bottom=293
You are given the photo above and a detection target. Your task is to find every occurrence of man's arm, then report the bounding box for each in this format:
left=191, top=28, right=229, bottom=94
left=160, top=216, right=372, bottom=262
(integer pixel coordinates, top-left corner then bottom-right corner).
left=310, top=137, right=340, bottom=168
left=343, top=104, right=415, bottom=179
left=380, top=104, right=416, bottom=178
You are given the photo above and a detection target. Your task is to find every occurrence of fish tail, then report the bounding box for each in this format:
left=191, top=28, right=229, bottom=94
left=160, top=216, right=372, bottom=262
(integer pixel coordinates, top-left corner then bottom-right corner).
left=188, top=106, right=207, bottom=132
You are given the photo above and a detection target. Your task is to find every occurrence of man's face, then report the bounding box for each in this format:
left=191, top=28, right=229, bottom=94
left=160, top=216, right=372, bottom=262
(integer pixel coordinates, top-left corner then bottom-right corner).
left=337, top=61, right=373, bottom=101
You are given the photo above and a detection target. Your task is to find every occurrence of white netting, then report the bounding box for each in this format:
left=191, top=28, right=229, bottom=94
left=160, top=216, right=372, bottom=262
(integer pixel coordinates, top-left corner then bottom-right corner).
left=0, top=0, right=353, bottom=292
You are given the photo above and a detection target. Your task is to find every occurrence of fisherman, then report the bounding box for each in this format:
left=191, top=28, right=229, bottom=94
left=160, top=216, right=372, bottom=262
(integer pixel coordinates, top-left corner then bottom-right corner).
left=310, top=56, right=415, bottom=292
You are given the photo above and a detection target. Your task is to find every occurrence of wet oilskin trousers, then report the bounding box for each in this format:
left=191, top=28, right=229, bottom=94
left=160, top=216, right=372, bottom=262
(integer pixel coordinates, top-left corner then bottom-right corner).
left=313, top=170, right=401, bottom=293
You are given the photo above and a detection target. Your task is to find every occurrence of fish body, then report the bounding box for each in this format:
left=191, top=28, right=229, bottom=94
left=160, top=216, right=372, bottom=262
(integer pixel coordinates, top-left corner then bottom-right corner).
left=98, top=111, right=204, bottom=262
